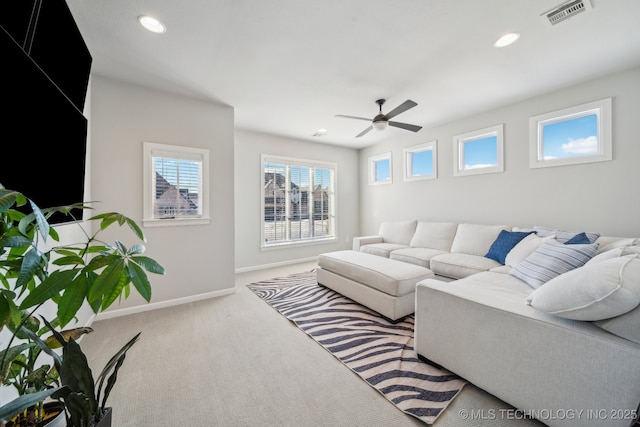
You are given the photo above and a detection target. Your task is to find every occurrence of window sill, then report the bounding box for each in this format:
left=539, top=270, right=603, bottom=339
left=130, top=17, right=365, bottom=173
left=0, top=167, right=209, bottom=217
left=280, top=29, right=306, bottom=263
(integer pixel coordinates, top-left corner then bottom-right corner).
left=261, top=237, right=337, bottom=250
left=143, top=217, right=211, bottom=228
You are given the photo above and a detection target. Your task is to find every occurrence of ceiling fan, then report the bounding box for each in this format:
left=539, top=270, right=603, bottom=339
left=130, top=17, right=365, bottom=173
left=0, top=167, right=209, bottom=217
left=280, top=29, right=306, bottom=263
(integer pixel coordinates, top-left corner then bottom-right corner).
left=336, top=99, right=422, bottom=138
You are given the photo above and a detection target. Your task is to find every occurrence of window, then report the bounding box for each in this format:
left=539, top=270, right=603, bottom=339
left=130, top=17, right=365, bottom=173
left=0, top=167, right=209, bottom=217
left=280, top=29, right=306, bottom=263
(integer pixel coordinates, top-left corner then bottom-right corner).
left=261, top=155, right=336, bottom=248
left=453, top=124, right=504, bottom=177
left=143, top=142, right=210, bottom=227
left=404, top=141, right=437, bottom=181
left=369, top=152, right=392, bottom=185
left=529, top=98, right=612, bottom=168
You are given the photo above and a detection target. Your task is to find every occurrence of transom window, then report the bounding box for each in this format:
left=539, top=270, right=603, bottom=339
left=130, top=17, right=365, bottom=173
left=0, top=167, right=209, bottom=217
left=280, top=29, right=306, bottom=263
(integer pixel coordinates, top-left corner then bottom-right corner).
left=453, top=124, right=504, bottom=177
left=529, top=98, right=612, bottom=168
left=143, top=142, right=210, bottom=227
left=369, top=152, right=392, bottom=185
left=404, top=141, right=437, bottom=181
left=261, top=155, right=336, bottom=248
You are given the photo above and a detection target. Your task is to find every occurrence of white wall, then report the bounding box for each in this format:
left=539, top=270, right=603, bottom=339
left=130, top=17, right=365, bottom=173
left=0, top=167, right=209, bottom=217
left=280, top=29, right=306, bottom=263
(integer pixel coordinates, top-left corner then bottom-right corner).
left=359, top=66, right=640, bottom=238
left=235, top=130, right=359, bottom=270
left=89, top=75, right=235, bottom=316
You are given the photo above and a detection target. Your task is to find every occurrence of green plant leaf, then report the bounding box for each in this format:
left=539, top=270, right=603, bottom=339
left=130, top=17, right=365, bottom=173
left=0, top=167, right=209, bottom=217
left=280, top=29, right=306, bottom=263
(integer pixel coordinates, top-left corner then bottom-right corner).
left=127, top=244, right=145, bottom=255
left=0, top=235, right=33, bottom=248
left=57, top=274, right=89, bottom=327
left=96, top=332, right=140, bottom=410
left=0, top=388, right=61, bottom=421
left=15, top=248, right=46, bottom=289
left=99, top=273, right=126, bottom=312
left=130, top=256, right=166, bottom=275
left=61, top=339, right=97, bottom=414
left=21, top=321, right=63, bottom=370
left=0, top=190, right=19, bottom=215
left=87, top=259, right=125, bottom=306
left=84, top=253, right=119, bottom=271
left=19, top=269, right=78, bottom=309
left=124, top=217, right=145, bottom=241
left=126, top=262, right=152, bottom=302
left=0, top=291, right=12, bottom=330
left=52, top=254, right=85, bottom=267
left=0, top=342, right=33, bottom=382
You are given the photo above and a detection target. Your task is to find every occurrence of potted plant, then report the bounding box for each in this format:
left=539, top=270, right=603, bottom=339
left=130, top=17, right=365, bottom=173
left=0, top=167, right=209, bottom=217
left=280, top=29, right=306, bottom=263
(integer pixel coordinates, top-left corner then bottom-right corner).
left=0, top=186, right=165, bottom=426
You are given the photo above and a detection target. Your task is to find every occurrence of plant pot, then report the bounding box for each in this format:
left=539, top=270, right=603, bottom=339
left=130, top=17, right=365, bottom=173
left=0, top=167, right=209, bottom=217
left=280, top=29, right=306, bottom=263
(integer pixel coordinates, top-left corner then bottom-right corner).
left=92, top=408, right=112, bottom=427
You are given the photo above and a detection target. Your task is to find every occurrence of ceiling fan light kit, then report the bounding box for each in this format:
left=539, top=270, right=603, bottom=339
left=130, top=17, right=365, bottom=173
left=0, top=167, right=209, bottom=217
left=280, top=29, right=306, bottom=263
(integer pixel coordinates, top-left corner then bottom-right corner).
left=336, top=98, right=422, bottom=138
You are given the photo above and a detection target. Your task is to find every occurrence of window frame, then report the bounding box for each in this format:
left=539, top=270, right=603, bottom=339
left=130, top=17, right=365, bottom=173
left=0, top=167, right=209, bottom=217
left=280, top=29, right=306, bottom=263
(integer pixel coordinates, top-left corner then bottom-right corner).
left=529, top=98, right=612, bottom=169
left=369, top=152, right=393, bottom=185
left=142, top=142, right=210, bottom=227
left=261, top=154, right=337, bottom=249
left=453, top=124, right=504, bottom=177
left=403, top=140, right=437, bottom=182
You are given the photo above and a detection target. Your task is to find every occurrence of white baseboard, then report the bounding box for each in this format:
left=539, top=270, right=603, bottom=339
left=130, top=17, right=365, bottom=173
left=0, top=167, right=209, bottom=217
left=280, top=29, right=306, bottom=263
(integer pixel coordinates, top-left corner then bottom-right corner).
left=235, top=256, right=318, bottom=273
left=95, top=287, right=237, bottom=321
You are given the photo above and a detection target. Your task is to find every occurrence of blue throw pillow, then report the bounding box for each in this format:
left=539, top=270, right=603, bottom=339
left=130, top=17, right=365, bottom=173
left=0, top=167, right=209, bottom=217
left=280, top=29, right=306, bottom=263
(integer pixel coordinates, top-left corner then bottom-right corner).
left=485, top=230, right=535, bottom=264
left=564, top=232, right=591, bottom=244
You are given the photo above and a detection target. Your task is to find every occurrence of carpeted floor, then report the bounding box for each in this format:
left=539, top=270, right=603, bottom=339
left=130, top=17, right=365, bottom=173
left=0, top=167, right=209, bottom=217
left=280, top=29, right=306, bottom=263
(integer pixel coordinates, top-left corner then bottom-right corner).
left=79, top=261, right=545, bottom=426
left=247, top=269, right=466, bottom=424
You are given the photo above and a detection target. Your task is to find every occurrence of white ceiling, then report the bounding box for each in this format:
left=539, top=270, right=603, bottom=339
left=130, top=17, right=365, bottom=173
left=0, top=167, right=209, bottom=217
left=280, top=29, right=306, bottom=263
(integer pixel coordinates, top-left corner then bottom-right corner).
left=66, top=0, right=640, bottom=150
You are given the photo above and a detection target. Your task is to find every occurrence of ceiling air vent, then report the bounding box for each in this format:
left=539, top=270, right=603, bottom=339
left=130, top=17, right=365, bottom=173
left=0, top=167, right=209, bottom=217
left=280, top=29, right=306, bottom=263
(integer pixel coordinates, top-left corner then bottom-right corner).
left=541, top=0, right=592, bottom=27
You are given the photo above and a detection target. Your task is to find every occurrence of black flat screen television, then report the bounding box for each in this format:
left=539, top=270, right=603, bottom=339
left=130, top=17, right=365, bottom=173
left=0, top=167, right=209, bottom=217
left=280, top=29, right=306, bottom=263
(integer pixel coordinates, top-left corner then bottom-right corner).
left=0, top=0, right=91, bottom=225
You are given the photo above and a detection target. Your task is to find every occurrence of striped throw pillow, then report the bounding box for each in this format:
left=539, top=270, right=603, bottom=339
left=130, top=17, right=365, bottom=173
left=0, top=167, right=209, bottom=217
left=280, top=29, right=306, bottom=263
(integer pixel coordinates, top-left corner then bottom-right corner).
left=510, top=240, right=599, bottom=289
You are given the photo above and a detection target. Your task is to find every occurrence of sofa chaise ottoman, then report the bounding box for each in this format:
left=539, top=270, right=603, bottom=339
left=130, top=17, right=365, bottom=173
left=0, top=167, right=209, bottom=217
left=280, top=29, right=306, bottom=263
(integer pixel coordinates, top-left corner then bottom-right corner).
left=316, top=250, right=434, bottom=321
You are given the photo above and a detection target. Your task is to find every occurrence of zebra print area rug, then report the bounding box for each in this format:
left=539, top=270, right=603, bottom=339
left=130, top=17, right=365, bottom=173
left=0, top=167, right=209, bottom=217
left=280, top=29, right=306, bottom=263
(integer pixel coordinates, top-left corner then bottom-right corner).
left=247, top=269, right=467, bottom=424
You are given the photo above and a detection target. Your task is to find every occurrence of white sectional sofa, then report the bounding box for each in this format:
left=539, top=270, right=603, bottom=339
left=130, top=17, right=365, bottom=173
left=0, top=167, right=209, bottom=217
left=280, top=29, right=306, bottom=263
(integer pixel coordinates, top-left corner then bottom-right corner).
left=351, top=220, right=640, bottom=427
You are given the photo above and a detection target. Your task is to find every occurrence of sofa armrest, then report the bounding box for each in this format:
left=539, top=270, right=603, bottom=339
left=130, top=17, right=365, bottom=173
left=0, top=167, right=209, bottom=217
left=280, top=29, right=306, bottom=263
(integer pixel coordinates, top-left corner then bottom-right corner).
left=352, top=235, right=383, bottom=251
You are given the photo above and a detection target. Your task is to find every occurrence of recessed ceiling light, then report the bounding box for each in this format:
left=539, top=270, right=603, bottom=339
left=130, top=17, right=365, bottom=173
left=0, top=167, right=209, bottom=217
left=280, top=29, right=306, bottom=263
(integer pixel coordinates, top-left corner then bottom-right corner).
left=313, top=129, right=328, bottom=137
left=494, top=32, right=520, bottom=48
left=138, top=15, right=166, bottom=34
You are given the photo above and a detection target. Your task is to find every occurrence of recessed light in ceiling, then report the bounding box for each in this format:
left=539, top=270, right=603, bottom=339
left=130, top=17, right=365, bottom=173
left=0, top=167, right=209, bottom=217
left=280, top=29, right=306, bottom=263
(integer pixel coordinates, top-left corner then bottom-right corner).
left=138, top=15, right=166, bottom=34
left=493, top=32, right=520, bottom=48
left=313, top=129, right=327, bottom=137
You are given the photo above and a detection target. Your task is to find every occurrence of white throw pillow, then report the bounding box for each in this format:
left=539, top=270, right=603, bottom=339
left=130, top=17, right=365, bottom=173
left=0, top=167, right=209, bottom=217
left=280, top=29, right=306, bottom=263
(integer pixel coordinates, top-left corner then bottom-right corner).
left=527, top=254, right=640, bottom=321
left=505, top=234, right=555, bottom=267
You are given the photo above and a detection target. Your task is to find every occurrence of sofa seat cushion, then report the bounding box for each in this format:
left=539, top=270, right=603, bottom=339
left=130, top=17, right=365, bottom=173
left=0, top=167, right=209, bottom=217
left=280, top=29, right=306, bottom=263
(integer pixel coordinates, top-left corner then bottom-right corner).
left=429, top=253, right=502, bottom=279
left=417, top=271, right=533, bottom=311
left=317, top=250, right=433, bottom=297
left=360, top=243, right=409, bottom=258
left=409, top=221, right=458, bottom=251
left=595, top=303, right=640, bottom=344
left=390, top=247, right=449, bottom=268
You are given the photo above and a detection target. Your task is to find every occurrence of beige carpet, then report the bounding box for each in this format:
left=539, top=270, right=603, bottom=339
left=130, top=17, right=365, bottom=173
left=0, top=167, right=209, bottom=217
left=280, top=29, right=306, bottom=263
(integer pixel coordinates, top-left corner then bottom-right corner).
left=79, top=261, right=545, bottom=426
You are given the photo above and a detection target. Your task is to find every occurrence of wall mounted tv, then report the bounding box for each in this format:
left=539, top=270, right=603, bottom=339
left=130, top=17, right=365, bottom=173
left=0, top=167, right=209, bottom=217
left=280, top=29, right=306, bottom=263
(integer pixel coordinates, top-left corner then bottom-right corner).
left=0, top=0, right=92, bottom=225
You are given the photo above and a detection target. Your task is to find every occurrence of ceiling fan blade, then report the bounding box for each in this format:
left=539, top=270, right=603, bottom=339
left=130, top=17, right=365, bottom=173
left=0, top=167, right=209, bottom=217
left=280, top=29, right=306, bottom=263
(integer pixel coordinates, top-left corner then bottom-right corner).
left=356, top=126, right=373, bottom=138
left=385, top=100, right=417, bottom=120
left=336, top=114, right=372, bottom=122
left=388, top=121, right=422, bottom=132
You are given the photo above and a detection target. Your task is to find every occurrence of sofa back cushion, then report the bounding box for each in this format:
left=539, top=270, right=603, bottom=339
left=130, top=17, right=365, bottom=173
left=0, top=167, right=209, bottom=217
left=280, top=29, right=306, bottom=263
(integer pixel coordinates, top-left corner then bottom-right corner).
left=409, top=221, right=458, bottom=251
left=378, top=220, right=417, bottom=245
left=533, top=226, right=600, bottom=244
left=450, top=223, right=510, bottom=256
